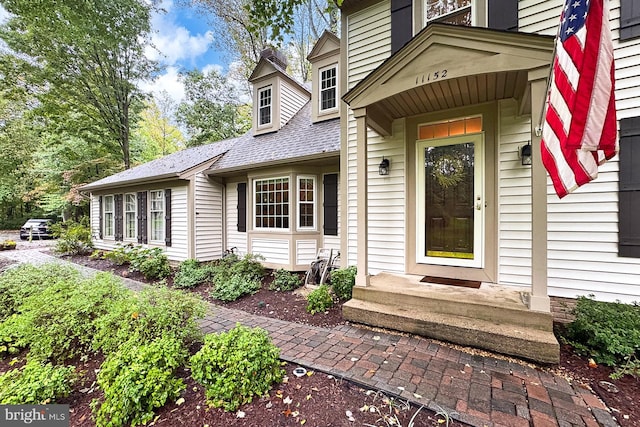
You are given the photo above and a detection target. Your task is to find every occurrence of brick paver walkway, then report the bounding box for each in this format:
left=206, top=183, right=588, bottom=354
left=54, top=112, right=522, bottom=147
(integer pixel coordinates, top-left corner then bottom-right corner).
left=1, top=248, right=619, bottom=427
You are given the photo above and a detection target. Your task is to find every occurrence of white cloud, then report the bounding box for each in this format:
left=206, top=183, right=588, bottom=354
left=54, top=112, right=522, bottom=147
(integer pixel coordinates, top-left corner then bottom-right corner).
left=140, top=66, right=185, bottom=103
left=147, top=0, right=214, bottom=67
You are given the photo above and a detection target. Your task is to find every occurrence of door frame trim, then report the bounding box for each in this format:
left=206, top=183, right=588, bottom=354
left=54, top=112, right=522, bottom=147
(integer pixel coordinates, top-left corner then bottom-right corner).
left=416, top=133, right=485, bottom=268
left=405, top=103, right=498, bottom=283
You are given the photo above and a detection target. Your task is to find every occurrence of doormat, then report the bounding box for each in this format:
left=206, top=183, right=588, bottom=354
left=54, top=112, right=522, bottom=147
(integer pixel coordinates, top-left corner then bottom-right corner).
left=419, top=276, right=481, bottom=289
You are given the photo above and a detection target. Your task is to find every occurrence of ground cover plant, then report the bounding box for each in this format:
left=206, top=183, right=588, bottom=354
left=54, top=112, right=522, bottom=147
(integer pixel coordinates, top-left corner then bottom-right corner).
left=562, top=295, right=640, bottom=379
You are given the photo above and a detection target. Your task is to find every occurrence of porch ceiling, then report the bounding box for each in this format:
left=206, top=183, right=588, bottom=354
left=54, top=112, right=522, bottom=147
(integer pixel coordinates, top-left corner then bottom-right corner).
left=343, top=23, right=554, bottom=135
left=374, top=70, right=529, bottom=119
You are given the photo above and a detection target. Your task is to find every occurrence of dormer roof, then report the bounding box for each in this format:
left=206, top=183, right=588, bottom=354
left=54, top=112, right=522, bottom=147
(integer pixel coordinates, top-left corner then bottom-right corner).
left=307, top=30, right=340, bottom=62
left=248, top=56, right=310, bottom=96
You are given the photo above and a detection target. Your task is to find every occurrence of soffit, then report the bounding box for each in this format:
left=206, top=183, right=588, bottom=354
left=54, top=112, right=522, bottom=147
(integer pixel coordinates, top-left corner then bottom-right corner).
left=344, top=23, right=554, bottom=118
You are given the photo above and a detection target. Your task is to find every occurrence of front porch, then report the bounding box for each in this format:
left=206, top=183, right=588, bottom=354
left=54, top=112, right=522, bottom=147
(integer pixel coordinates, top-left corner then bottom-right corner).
left=342, top=272, right=560, bottom=364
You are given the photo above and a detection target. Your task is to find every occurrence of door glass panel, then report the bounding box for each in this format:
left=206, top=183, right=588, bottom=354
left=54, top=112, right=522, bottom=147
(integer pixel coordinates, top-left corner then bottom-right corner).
left=424, top=142, right=474, bottom=259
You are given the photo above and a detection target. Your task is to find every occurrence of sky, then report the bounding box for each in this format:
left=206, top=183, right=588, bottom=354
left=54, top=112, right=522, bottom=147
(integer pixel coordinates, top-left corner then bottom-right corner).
left=0, top=0, right=229, bottom=104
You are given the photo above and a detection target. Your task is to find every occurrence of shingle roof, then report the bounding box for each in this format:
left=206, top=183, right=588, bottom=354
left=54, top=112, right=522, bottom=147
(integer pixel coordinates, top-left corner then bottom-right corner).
left=209, top=102, right=340, bottom=173
left=81, top=138, right=238, bottom=191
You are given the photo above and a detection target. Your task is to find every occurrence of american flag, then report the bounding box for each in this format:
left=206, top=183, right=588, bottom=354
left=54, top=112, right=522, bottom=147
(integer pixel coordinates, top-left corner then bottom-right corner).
left=541, top=0, right=618, bottom=199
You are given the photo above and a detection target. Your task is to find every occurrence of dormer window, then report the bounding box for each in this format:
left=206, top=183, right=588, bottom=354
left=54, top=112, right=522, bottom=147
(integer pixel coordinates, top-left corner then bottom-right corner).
left=258, top=86, right=272, bottom=126
left=320, top=65, right=337, bottom=112
left=424, top=0, right=471, bottom=26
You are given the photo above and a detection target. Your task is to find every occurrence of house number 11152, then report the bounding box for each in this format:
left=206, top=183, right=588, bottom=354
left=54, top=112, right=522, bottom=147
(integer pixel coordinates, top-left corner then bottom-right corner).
left=416, top=70, right=448, bottom=85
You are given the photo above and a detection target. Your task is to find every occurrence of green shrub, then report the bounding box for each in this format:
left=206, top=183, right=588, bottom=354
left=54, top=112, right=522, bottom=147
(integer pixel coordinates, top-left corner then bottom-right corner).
left=174, top=259, right=210, bottom=288
left=93, top=336, right=187, bottom=427
left=269, top=269, right=301, bottom=292
left=51, top=219, right=94, bottom=255
left=0, top=272, right=130, bottom=362
left=92, top=285, right=206, bottom=355
left=331, top=266, right=357, bottom=301
left=306, top=284, right=334, bottom=314
left=0, top=359, right=75, bottom=404
left=190, top=325, right=284, bottom=411
left=103, top=243, right=135, bottom=266
left=564, top=295, right=640, bottom=376
left=138, top=253, right=171, bottom=280
left=0, top=264, right=81, bottom=321
left=211, top=274, right=260, bottom=302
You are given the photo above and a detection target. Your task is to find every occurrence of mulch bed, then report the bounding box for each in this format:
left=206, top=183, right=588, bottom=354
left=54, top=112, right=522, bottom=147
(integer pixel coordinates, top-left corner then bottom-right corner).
left=6, top=252, right=639, bottom=426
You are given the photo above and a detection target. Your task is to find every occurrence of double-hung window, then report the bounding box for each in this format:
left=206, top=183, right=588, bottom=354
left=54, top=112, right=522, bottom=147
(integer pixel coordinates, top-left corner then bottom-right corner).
left=258, top=86, right=272, bottom=126
left=104, top=195, right=114, bottom=238
left=320, top=65, right=337, bottom=112
left=298, top=176, right=316, bottom=229
left=125, top=193, right=137, bottom=240
left=255, top=177, right=289, bottom=229
left=150, top=190, right=165, bottom=242
left=424, top=0, right=471, bottom=26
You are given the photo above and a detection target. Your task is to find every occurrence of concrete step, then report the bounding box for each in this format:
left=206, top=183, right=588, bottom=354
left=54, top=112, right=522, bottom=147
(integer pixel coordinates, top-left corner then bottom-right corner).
left=343, top=299, right=560, bottom=364
left=351, top=285, right=553, bottom=331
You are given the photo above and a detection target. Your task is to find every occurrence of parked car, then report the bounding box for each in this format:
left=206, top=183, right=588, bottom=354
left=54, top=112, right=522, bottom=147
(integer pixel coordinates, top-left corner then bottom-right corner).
left=19, top=219, right=54, bottom=240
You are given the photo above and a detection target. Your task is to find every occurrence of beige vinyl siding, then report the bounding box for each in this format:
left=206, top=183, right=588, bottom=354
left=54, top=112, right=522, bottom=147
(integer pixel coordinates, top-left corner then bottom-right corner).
left=519, top=0, right=640, bottom=303
left=296, top=239, right=318, bottom=265
left=346, top=1, right=391, bottom=267
left=225, top=181, right=248, bottom=255
left=164, top=185, right=188, bottom=262
left=280, top=81, right=309, bottom=127
left=251, top=238, right=290, bottom=264
left=194, top=173, right=223, bottom=261
left=497, top=100, right=532, bottom=288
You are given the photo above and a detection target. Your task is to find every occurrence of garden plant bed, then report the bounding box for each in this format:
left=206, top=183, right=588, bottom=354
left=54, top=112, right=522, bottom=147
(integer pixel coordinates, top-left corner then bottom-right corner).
left=57, top=252, right=640, bottom=427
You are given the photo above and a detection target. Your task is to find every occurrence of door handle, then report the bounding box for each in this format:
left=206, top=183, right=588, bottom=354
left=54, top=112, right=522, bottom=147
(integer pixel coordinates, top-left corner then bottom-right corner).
left=476, top=196, right=482, bottom=210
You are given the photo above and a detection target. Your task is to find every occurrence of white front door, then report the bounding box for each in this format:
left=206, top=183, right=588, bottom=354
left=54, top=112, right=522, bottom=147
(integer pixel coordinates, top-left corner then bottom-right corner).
left=416, top=133, right=484, bottom=268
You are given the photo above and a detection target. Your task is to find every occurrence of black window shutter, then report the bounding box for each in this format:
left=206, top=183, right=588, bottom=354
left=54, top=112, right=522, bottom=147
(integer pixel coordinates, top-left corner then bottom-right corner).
left=620, top=0, right=640, bottom=41
left=165, top=189, right=172, bottom=247
left=391, top=0, right=412, bottom=54
left=488, top=0, right=518, bottom=31
left=114, top=194, right=123, bottom=241
left=98, top=196, right=103, bottom=239
left=137, top=191, right=148, bottom=244
left=237, top=183, right=247, bottom=232
left=323, top=174, right=338, bottom=236
left=619, top=117, right=640, bottom=258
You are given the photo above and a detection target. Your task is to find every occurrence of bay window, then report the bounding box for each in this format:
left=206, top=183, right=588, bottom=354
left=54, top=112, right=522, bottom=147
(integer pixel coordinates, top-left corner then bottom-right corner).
left=254, top=177, right=289, bottom=229
left=298, top=176, right=316, bottom=229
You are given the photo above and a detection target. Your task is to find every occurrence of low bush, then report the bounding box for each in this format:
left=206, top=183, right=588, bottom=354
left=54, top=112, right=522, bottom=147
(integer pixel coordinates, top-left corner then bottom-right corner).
left=103, top=243, right=135, bottom=266
left=92, top=285, right=206, bottom=355
left=211, top=274, right=260, bottom=302
left=306, top=284, right=334, bottom=314
left=269, top=269, right=301, bottom=292
left=174, top=259, right=210, bottom=288
left=51, top=219, right=94, bottom=255
left=210, top=253, right=264, bottom=302
left=93, top=337, right=187, bottom=427
left=190, top=325, right=284, bottom=411
left=0, top=272, right=130, bottom=362
left=331, top=266, right=357, bottom=301
left=0, top=359, right=75, bottom=404
left=563, top=295, right=640, bottom=377
left=138, top=253, right=171, bottom=280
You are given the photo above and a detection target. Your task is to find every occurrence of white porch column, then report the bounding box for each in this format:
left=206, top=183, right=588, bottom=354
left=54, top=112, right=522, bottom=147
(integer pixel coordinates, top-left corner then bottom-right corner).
left=354, top=108, right=370, bottom=287
left=529, top=70, right=551, bottom=312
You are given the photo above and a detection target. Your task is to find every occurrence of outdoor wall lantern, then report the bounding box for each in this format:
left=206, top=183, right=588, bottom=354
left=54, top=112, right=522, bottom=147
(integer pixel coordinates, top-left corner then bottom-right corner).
left=521, top=142, right=532, bottom=166
left=379, top=157, right=390, bottom=175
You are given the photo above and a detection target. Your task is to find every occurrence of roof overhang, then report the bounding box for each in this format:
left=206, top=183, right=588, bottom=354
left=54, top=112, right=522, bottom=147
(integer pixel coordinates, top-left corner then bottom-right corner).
left=206, top=152, right=340, bottom=177
left=80, top=174, right=186, bottom=192
left=343, top=23, right=555, bottom=135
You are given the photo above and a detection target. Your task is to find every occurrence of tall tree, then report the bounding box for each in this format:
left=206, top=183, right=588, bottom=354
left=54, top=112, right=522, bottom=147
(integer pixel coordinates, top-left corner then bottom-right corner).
left=176, top=68, right=250, bottom=147
left=0, top=0, right=158, bottom=169
left=131, top=97, right=185, bottom=163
